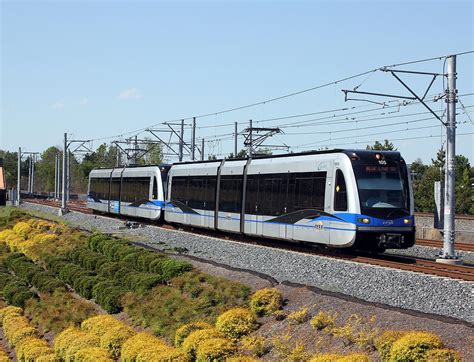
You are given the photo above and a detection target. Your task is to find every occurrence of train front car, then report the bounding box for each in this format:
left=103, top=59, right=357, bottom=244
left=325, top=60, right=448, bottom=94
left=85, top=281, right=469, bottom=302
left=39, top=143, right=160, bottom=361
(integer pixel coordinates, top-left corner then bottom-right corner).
left=347, top=150, right=415, bottom=252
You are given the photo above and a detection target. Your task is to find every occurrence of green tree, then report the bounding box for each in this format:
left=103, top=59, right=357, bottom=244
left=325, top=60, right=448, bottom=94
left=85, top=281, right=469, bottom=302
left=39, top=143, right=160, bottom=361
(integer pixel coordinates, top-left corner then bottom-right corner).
left=0, top=150, right=19, bottom=188
left=35, top=146, right=60, bottom=192
left=228, top=149, right=248, bottom=159
left=456, top=167, right=472, bottom=214
left=366, top=140, right=396, bottom=151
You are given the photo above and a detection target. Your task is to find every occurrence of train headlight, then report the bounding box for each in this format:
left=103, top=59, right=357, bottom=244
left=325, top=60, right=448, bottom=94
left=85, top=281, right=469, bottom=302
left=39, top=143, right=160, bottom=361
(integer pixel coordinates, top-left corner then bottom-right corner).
left=403, top=218, right=412, bottom=225
left=357, top=217, right=371, bottom=224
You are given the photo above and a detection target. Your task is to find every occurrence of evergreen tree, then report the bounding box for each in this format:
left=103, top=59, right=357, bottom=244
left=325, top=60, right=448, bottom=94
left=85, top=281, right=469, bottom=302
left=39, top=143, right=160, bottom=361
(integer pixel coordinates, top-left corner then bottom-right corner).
left=366, top=140, right=396, bottom=150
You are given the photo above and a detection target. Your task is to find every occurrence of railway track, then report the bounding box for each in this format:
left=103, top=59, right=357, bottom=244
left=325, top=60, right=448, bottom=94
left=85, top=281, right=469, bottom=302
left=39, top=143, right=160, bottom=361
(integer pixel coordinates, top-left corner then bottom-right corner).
left=21, top=199, right=474, bottom=282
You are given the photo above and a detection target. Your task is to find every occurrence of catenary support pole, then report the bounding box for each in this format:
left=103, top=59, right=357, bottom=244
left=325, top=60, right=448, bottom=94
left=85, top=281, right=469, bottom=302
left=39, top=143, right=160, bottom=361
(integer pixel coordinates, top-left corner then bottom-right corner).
left=17, top=147, right=21, bottom=205
left=234, top=122, right=238, bottom=157
left=201, top=138, right=205, bottom=161
left=438, top=55, right=460, bottom=264
left=179, top=119, right=184, bottom=162
left=60, top=133, right=68, bottom=214
left=248, top=119, right=253, bottom=156
left=191, top=117, right=196, bottom=161
left=66, top=151, right=70, bottom=202
left=31, top=155, right=35, bottom=194
left=27, top=156, right=32, bottom=194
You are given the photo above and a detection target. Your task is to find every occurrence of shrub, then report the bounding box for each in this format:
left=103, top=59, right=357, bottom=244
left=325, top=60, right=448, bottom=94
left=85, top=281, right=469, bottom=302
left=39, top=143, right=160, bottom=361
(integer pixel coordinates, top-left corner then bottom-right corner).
left=3, top=280, right=35, bottom=307
left=273, top=310, right=288, bottom=321
left=136, top=252, right=161, bottom=271
left=6, top=324, right=38, bottom=347
left=161, top=259, right=193, bottom=280
left=174, top=321, right=213, bottom=347
left=309, top=354, right=342, bottom=362
left=196, top=337, right=236, bottom=361
left=74, top=347, right=112, bottom=362
left=121, top=332, right=168, bottom=362
left=0, top=306, right=23, bottom=324
left=216, top=308, right=257, bottom=340
left=100, top=324, right=136, bottom=358
left=249, top=288, right=283, bottom=316
left=227, top=357, right=259, bottom=362
left=338, top=353, right=372, bottom=361
left=91, top=281, right=125, bottom=313
left=31, top=272, right=65, bottom=293
left=88, top=233, right=110, bottom=252
left=81, top=315, right=123, bottom=336
left=54, top=327, right=86, bottom=358
left=135, top=347, right=176, bottom=362
left=426, top=348, right=461, bottom=362
left=390, top=331, right=444, bottom=362
left=374, top=330, right=407, bottom=361
left=142, top=348, right=188, bottom=362
left=35, top=354, right=57, bottom=362
left=182, top=328, right=223, bottom=359
left=241, top=335, right=269, bottom=357
left=16, top=337, right=54, bottom=361
left=13, top=221, right=32, bottom=239
left=310, top=311, right=336, bottom=330
left=75, top=275, right=100, bottom=299
left=64, top=333, right=101, bottom=361
left=97, top=261, right=122, bottom=279
left=287, top=307, right=309, bottom=325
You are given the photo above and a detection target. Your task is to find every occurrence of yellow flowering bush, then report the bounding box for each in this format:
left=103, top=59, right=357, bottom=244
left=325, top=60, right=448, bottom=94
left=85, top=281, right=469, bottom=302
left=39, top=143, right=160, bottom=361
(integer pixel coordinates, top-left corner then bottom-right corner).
left=74, top=347, right=113, bottom=362
left=338, top=353, right=372, bottom=362
left=249, top=288, right=283, bottom=316
left=13, top=221, right=33, bottom=239
left=195, top=337, right=236, bottom=361
left=310, top=311, right=337, bottom=330
left=227, top=357, right=259, bottom=362
left=216, top=308, right=257, bottom=340
left=81, top=315, right=123, bottom=337
left=100, top=324, right=136, bottom=359
left=374, top=330, right=407, bottom=361
left=3, top=315, right=37, bottom=347
left=309, top=353, right=343, bottom=362
left=390, top=331, right=444, bottom=361
left=121, top=332, right=168, bottom=362
left=0, top=348, right=8, bottom=362
left=16, top=337, right=54, bottom=361
left=54, top=327, right=87, bottom=358
left=241, top=335, right=269, bottom=357
left=174, top=321, right=213, bottom=347
left=287, top=307, right=309, bottom=325
left=34, top=353, right=58, bottom=362
left=426, top=348, right=462, bottom=361
left=182, top=328, right=223, bottom=359
left=136, top=347, right=186, bottom=362
left=0, top=229, right=24, bottom=251
left=64, top=333, right=101, bottom=361
left=0, top=305, right=23, bottom=324
left=0, top=229, right=15, bottom=244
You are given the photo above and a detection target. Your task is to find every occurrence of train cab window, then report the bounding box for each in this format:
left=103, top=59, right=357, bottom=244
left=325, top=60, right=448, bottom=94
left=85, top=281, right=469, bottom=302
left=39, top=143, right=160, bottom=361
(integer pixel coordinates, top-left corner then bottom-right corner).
left=334, top=169, right=348, bottom=211
left=152, top=177, right=158, bottom=199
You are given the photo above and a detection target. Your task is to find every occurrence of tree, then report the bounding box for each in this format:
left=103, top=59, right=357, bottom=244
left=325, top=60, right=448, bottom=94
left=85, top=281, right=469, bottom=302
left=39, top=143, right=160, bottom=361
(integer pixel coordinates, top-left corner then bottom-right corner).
left=456, top=167, right=472, bottom=214
left=228, top=149, right=248, bottom=159
left=366, top=140, right=396, bottom=151
left=35, top=146, right=60, bottom=192
left=0, top=150, right=19, bottom=188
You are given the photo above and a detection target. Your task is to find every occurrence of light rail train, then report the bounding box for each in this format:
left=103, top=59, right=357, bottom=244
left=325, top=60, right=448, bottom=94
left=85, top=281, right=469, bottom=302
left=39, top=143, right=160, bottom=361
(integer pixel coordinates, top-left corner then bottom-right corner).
left=87, top=149, right=415, bottom=251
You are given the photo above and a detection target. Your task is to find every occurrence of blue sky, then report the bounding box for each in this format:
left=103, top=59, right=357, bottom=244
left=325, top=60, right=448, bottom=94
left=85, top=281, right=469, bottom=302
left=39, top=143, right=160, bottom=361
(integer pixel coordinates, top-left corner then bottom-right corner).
left=1, top=0, right=473, bottom=164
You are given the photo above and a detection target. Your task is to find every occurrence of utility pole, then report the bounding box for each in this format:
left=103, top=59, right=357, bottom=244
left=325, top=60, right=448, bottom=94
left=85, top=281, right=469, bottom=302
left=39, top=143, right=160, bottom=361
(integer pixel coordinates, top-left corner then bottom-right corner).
left=30, top=154, right=35, bottom=194
left=17, top=147, right=21, bottom=205
left=201, top=138, right=205, bottom=161
left=60, top=133, right=68, bottom=215
left=438, top=55, right=460, bottom=264
left=191, top=117, right=196, bottom=161
left=179, top=119, right=184, bottom=162
left=66, top=151, right=71, bottom=202
left=234, top=122, right=238, bottom=157
left=27, top=156, right=32, bottom=194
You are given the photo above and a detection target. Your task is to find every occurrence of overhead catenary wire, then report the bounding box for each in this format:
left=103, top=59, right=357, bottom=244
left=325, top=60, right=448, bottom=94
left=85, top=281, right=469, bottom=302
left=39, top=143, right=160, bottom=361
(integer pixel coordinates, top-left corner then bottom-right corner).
left=85, top=51, right=473, bottom=143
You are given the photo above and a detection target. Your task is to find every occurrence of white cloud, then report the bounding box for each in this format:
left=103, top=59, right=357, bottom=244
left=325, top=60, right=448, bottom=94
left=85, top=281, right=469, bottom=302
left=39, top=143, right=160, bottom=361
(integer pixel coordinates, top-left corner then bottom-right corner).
left=79, top=98, right=89, bottom=105
left=118, top=88, right=142, bottom=100
left=50, top=102, right=64, bottom=109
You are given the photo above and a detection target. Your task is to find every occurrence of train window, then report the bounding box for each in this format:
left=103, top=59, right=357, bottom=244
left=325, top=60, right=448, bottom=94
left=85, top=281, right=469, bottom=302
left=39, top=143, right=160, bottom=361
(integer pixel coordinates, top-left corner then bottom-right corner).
left=245, top=176, right=259, bottom=214
left=110, top=178, right=121, bottom=201
left=152, top=177, right=158, bottom=199
left=219, top=176, right=242, bottom=213
left=334, top=169, right=348, bottom=211
left=170, top=175, right=216, bottom=210
left=171, top=177, right=188, bottom=204
left=121, top=177, right=150, bottom=203
left=90, top=178, right=109, bottom=200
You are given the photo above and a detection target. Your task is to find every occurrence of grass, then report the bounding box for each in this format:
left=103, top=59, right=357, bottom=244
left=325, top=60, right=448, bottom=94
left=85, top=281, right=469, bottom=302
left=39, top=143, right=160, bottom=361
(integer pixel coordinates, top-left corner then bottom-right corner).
left=24, top=289, right=98, bottom=334
left=122, top=270, right=250, bottom=340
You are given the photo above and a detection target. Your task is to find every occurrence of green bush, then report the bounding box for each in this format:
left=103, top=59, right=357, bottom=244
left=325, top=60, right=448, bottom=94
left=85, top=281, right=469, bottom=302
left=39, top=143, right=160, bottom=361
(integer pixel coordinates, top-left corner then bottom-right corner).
left=97, top=261, right=123, bottom=279
left=161, top=259, right=192, bottom=280
left=87, top=233, right=110, bottom=252
left=136, top=252, right=161, bottom=272
left=75, top=275, right=104, bottom=299
left=31, top=272, right=65, bottom=293
left=58, top=263, right=87, bottom=284
left=3, top=280, right=35, bottom=307
left=46, top=256, right=69, bottom=274
left=92, top=280, right=124, bottom=313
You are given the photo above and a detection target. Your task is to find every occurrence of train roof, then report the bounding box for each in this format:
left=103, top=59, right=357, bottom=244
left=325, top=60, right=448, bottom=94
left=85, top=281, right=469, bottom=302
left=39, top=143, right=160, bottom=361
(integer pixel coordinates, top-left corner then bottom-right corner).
left=174, top=148, right=402, bottom=165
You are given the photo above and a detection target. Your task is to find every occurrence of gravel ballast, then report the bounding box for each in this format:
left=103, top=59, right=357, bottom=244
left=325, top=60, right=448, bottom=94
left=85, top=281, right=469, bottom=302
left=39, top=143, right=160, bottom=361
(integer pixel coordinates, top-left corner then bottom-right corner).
left=21, top=202, right=474, bottom=323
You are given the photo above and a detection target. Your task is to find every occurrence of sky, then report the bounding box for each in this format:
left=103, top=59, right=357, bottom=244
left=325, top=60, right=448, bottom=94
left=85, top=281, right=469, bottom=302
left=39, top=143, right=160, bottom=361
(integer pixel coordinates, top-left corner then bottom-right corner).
left=1, top=0, right=473, bottom=164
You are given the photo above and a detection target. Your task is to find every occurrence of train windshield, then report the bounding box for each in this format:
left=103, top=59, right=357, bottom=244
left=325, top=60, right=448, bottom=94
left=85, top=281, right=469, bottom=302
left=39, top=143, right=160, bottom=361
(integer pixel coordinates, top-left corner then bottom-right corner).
left=353, top=164, right=410, bottom=217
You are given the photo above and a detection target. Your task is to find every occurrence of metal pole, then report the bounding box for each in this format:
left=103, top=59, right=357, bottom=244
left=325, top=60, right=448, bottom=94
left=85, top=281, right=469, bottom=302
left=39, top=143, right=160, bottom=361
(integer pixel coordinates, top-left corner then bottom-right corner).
left=116, top=146, right=120, bottom=167
left=27, top=156, right=32, bottom=193
left=248, top=119, right=253, bottom=156
left=66, top=151, right=70, bottom=202
left=439, top=55, right=459, bottom=263
left=234, top=122, right=238, bottom=157
left=179, top=119, right=184, bottom=162
left=201, top=138, right=205, bottom=161
left=17, top=147, right=21, bottom=205
left=191, top=117, right=196, bottom=161
left=31, top=154, right=35, bottom=194
left=60, top=133, right=68, bottom=214
left=55, top=153, right=59, bottom=200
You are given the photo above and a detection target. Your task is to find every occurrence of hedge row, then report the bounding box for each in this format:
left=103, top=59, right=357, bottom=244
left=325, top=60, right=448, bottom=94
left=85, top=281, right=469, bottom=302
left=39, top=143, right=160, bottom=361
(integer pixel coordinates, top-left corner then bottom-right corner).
left=88, top=233, right=192, bottom=280
left=0, top=264, right=35, bottom=308
left=5, top=253, right=65, bottom=293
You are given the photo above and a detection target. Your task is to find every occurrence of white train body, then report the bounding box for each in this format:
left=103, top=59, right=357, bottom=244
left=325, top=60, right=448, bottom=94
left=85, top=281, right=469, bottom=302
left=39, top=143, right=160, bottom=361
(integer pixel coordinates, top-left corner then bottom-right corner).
left=88, top=150, right=415, bottom=251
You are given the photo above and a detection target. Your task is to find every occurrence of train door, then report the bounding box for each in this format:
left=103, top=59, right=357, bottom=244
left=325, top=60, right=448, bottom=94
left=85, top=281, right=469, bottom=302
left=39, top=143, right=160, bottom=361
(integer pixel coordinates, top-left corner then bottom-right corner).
left=244, top=176, right=258, bottom=236
left=329, top=168, right=355, bottom=246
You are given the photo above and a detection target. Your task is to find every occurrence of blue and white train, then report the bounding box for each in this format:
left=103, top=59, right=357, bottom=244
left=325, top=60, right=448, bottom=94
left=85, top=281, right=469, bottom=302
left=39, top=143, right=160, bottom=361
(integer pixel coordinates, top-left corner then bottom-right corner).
left=87, top=149, right=415, bottom=251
